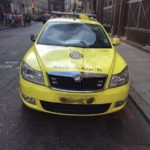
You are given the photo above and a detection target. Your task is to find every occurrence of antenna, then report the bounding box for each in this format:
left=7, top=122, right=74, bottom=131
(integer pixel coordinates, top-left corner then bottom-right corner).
left=73, top=0, right=77, bottom=20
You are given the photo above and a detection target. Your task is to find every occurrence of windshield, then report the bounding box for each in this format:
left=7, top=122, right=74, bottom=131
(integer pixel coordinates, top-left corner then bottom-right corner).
left=38, top=22, right=112, bottom=48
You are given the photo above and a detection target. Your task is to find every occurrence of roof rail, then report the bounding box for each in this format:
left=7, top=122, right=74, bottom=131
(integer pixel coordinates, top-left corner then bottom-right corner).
left=51, top=11, right=96, bottom=20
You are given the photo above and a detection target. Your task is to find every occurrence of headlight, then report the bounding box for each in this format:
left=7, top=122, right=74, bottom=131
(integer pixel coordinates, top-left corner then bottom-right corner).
left=109, top=67, right=129, bottom=88
left=21, top=61, right=44, bottom=85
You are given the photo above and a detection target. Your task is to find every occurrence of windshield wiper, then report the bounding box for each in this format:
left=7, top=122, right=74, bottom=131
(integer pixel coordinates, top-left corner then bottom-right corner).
left=80, top=41, right=89, bottom=48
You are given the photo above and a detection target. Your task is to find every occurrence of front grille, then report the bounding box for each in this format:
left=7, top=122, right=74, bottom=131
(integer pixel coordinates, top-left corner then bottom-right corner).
left=48, top=72, right=107, bottom=92
left=41, top=101, right=111, bottom=114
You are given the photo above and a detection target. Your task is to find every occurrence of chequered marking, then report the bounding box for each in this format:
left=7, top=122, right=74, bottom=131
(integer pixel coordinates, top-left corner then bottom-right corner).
left=121, top=145, right=150, bottom=150
left=111, top=105, right=137, bottom=121
left=123, top=106, right=136, bottom=120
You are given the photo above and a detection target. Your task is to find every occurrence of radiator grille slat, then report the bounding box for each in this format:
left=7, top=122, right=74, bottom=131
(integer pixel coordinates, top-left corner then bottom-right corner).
left=48, top=73, right=107, bottom=92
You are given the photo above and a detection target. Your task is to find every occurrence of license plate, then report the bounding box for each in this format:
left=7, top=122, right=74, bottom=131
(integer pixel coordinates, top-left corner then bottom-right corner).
left=59, top=97, right=95, bottom=104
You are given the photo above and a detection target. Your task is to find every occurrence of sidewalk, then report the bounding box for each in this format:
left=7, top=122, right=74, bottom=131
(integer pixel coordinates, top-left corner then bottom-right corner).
left=116, top=42, right=150, bottom=122
left=121, top=37, right=150, bottom=54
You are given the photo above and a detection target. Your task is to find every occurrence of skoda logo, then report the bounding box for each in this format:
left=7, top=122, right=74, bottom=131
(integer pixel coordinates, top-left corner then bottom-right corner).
left=74, top=75, right=82, bottom=82
left=70, top=51, right=83, bottom=60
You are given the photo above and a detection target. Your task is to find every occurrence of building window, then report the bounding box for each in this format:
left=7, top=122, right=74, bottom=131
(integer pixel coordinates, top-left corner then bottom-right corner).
left=109, top=0, right=112, bottom=6
left=104, top=0, right=113, bottom=7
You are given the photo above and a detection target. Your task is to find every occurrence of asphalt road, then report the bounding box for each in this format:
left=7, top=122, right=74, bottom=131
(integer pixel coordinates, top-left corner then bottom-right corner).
left=0, top=23, right=150, bottom=150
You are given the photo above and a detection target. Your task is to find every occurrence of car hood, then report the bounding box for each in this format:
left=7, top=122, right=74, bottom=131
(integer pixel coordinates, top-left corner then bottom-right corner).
left=35, top=45, right=116, bottom=74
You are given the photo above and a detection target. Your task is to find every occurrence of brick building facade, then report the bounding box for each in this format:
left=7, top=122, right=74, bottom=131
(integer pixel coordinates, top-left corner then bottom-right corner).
left=0, top=0, right=48, bottom=14
left=48, top=0, right=65, bottom=12
left=86, top=0, right=150, bottom=46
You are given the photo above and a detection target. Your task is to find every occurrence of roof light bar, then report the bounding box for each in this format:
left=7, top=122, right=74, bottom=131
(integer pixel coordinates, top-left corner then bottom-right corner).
left=51, top=11, right=96, bottom=19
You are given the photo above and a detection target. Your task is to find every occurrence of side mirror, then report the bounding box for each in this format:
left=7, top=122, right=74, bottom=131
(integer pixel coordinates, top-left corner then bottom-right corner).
left=112, top=38, right=120, bottom=46
left=30, top=34, right=36, bottom=42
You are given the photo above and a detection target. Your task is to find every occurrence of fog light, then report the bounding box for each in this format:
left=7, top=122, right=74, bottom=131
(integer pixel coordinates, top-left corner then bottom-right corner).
left=115, top=100, right=126, bottom=108
left=22, top=94, right=36, bottom=105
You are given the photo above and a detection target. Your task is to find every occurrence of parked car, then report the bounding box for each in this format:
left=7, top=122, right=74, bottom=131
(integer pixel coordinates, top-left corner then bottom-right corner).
left=19, top=13, right=130, bottom=116
left=42, top=14, right=51, bottom=24
left=35, top=15, right=43, bottom=22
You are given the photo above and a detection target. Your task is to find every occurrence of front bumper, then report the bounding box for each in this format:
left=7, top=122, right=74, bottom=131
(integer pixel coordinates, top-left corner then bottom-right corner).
left=19, top=76, right=129, bottom=116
